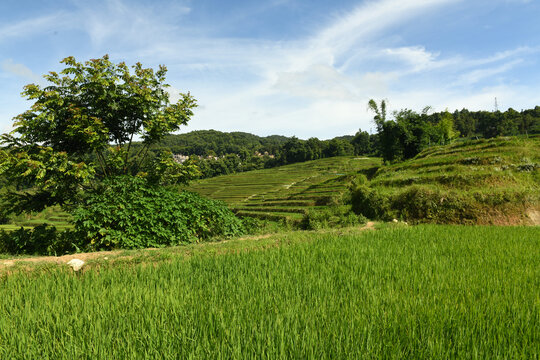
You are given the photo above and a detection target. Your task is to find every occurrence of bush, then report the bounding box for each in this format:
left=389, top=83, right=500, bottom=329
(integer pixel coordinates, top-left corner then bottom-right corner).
left=0, top=225, right=83, bottom=256
left=390, top=186, right=478, bottom=224
left=72, top=176, right=244, bottom=250
left=299, top=206, right=367, bottom=230
left=240, top=217, right=278, bottom=235
left=314, top=195, right=341, bottom=206
left=350, top=185, right=392, bottom=220
left=349, top=173, right=369, bottom=188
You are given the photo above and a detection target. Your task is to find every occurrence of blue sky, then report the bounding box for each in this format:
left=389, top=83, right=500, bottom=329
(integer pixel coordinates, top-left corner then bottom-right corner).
left=1, top=0, right=539, bottom=139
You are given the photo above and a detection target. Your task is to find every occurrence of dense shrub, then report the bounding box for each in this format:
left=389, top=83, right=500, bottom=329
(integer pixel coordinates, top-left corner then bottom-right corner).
left=239, top=217, right=279, bottom=235
left=72, top=176, right=244, bottom=250
left=350, top=185, right=393, bottom=220
left=0, top=225, right=82, bottom=256
left=314, top=195, right=341, bottom=206
left=391, top=186, right=478, bottom=224
left=300, top=206, right=367, bottom=230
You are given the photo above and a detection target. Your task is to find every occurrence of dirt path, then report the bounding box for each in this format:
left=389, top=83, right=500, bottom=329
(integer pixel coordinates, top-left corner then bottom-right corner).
left=1, top=249, right=123, bottom=268
left=0, top=222, right=377, bottom=269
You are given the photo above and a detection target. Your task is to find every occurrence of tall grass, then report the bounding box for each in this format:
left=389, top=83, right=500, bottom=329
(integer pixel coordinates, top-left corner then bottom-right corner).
left=1, top=225, right=538, bottom=358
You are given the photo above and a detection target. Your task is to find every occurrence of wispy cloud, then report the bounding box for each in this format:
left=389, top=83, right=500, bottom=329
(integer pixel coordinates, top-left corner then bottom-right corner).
left=0, top=13, right=69, bottom=42
left=1, top=59, right=42, bottom=84
left=77, top=0, right=191, bottom=47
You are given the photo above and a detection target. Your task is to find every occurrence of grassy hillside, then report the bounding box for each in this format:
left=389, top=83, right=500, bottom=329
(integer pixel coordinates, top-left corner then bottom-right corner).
left=361, top=136, right=540, bottom=224
left=185, top=156, right=380, bottom=223
left=1, top=225, right=538, bottom=358
left=2, top=136, right=538, bottom=230
left=188, top=136, right=539, bottom=225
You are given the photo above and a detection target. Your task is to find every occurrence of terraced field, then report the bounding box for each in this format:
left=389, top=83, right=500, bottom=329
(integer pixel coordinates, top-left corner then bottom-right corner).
left=0, top=206, right=72, bottom=232
left=373, top=136, right=539, bottom=191
left=364, top=136, right=540, bottom=224
left=185, top=156, right=381, bottom=223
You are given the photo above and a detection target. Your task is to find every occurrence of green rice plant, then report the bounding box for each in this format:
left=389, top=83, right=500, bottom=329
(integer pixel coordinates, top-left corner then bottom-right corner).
left=0, top=225, right=538, bottom=358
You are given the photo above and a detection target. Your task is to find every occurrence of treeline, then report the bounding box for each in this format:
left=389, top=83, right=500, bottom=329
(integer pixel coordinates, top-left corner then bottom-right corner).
left=130, top=130, right=359, bottom=178
left=452, top=107, right=540, bottom=138
left=363, top=104, right=540, bottom=162
left=192, top=136, right=361, bottom=178
left=132, top=106, right=540, bottom=178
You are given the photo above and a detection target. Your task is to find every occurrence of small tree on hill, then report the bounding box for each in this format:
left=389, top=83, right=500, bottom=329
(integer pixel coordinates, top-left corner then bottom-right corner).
left=0, top=55, right=199, bottom=215
left=367, top=99, right=387, bottom=133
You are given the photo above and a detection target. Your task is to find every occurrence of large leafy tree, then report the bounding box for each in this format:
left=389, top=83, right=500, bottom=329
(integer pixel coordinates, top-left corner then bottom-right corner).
left=0, top=55, right=198, bottom=215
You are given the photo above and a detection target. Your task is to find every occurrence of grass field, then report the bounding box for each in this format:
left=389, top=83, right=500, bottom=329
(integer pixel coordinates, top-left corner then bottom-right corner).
left=1, top=225, right=538, bottom=359
left=184, top=136, right=539, bottom=225
left=0, top=157, right=380, bottom=231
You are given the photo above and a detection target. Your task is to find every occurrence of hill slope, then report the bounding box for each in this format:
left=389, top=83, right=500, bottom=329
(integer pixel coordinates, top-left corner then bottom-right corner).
left=356, top=136, right=539, bottom=224
left=185, top=156, right=380, bottom=223
left=188, top=136, right=539, bottom=225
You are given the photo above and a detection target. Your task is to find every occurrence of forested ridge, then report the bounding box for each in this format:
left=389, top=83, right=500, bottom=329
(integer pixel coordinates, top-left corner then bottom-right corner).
left=133, top=106, right=540, bottom=178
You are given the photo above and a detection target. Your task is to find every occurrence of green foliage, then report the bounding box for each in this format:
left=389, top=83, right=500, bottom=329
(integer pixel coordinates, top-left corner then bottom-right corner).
left=368, top=99, right=387, bottom=132
left=391, top=186, right=477, bottom=224
left=366, top=100, right=540, bottom=163
left=299, top=206, right=367, bottom=230
left=351, top=130, right=372, bottom=155
left=73, top=176, right=243, bottom=250
left=143, top=150, right=200, bottom=186
left=0, top=55, right=198, bottom=215
left=434, top=110, right=460, bottom=145
left=349, top=136, right=539, bottom=224
left=0, top=225, right=82, bottom=256
left=240, top=216, right=283, bottom=234
left=350, top=185, right=392, bottom=220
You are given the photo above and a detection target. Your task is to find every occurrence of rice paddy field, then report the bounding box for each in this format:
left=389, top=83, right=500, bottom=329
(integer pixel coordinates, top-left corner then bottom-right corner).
left=0, top=206, right=73, bottom=232
left=186, top=156, right=381, bottom=223
left=371, top=136, right=540, bottom=224
left=1, top=224, right=539, bottom=359
left=186, top=136, right=540, bottom=225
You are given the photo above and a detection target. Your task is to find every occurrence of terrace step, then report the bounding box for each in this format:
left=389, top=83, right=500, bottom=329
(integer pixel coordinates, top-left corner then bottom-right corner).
left=232, top=207, right=308, bottom=214
left=240, top=200, right=316, bottom=207
left=235, top=211, right=304, bottom=222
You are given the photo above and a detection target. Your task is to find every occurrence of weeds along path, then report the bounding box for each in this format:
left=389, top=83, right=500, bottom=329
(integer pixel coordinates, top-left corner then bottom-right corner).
left=0, top=222, right=377, bottom=272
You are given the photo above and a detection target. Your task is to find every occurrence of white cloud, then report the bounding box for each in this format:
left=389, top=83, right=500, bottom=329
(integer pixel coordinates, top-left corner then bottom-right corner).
left=383, top=46, right=440, bottom=71
left=78, top=0, right=191, bottom=47
left=1, top=59, right=42, bottom=83
left=313, top=0, right=459, bottom=59
left=454, top=59, right=523, bottom=86
left=176, top=0, right=539, bottom=137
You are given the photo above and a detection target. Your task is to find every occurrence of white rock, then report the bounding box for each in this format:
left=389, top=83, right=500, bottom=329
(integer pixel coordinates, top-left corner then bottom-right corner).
left=392, top=219, right=399, bottom=223
left=67, top=259, right=85, bottom=272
